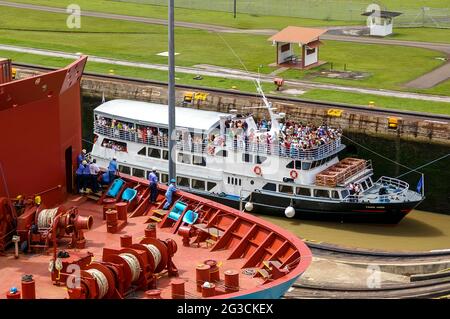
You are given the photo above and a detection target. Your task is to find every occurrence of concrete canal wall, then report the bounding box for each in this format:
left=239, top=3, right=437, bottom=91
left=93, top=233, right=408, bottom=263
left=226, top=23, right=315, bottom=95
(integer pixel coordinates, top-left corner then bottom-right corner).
left=16, top=68, right=450, bottom=145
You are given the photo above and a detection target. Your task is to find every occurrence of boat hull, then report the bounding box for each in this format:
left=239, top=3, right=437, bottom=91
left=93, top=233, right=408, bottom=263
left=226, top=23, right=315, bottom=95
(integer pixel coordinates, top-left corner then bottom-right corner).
left=193, top=191, right=420, bottom=224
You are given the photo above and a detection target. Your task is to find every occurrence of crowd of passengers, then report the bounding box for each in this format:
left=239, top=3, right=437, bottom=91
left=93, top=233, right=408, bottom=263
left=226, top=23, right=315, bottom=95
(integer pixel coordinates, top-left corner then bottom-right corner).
left=95, top=114, right=342, bottom=155
left=207, top=118, right=342, bottom=154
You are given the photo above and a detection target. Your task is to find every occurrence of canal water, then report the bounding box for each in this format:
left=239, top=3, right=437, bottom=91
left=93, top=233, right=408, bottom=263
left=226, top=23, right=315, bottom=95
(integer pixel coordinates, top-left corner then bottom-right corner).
left=82, top=96, right=450, bottom=251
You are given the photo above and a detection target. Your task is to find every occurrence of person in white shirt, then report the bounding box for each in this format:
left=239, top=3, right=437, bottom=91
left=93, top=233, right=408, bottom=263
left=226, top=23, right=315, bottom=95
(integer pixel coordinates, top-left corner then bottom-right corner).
left=89, top=159, right=100, bottom=193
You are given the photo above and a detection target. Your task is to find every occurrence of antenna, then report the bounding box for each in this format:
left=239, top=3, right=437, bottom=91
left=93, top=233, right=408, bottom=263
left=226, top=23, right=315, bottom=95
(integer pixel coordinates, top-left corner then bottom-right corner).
left=215, top=33, right=281, bottom=135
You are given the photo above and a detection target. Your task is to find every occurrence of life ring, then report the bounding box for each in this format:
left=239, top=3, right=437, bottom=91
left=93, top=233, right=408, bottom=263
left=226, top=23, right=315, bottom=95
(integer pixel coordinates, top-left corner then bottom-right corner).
left=253, top=166, right=262, bottom=176
left=290, top=170, right=298, bottom=179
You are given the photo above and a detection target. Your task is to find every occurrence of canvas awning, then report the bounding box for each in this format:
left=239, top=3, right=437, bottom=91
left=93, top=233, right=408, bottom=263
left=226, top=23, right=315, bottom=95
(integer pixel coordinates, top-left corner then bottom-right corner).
left=306, top=40, right=324, bottom=49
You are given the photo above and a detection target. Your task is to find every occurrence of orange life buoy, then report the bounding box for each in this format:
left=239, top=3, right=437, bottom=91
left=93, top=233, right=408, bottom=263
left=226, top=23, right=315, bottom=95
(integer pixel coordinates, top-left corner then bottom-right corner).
left=290, top=170, right=298, bottom=179
left=253, top=166, right=262, bottom=176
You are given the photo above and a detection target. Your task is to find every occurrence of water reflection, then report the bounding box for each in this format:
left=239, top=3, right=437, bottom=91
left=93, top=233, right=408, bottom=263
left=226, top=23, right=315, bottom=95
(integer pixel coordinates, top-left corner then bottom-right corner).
left=261, top=210, right=450, bottom=251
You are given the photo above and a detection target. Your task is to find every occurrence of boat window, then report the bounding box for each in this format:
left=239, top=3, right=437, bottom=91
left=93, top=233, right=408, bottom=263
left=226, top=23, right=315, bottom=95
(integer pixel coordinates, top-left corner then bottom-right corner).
left=161, top=173, right=169, bottom=184
left=227, top=177, right=230, bottom=184
left=302, top=162, right=312, bottom=170
left=148, top=148, right=161, bottom=159
left=341, top=189, right=350, bottom=198
left=207, top=182, right=217, bottom=191
left=296, top=187, right=311, bottom=196
left=256, top=156, right=267, bottom=164
left=193, top=155, right=206, bottom=166
left=177, top=176, right=190, bottom=187
left=216, top=150, right=228, bottom=157
left=238, top=179, right=241, bottom=186
left=101, top=138, right=127, bottom=152
left=286, top=160, right=302, bottom=169
left=132, top=168, right=145, bottom=178
left=242, top=153, right=252, bottom=163
left=162, top=150, right=169, bottom=160
left=367, top=179, right=373, bottom=188
left=262, top=183, right=276, bottom=191
left=137, top=147, right=146, bottom=156
left=314, top=189, right=330, bottom=198
left=118, top=165, right=130, bottom=175
left=177, top=152, right=191, bottom=164
left=331, top=190, right=340, bottom=199
left=279, top=185, right=294, bottom=194
left=192, top=179, right=206, bottom=190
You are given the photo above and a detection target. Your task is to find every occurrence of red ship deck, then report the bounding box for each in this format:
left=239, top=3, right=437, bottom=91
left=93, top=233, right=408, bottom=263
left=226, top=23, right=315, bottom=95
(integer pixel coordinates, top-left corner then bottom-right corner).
left=0, top=175, right=312, bottom=299
left=0, top=57, right=311, bottom=300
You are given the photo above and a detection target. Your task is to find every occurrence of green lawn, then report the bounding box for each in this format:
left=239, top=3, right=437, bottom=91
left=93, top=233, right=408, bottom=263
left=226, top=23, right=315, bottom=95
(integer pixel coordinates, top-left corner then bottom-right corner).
left=388, top=27, right=450, bottom=44
left=0, top=6, right=447, bottom=94
left=0, top=49, right=273, bottom=93
left=417, top=79, right=450, bottom=97
left=280, top=40, right=446, bottom=91
left=2, top=49, right=449, bottom=116
left=5, top=0, right=360, bottom=29
left=301, top=89, right=450, bottom=115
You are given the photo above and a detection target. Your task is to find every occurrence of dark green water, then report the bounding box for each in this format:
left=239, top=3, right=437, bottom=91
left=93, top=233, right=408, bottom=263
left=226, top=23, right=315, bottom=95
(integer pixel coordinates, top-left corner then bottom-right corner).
left=82, top=96, right=450, bottom=215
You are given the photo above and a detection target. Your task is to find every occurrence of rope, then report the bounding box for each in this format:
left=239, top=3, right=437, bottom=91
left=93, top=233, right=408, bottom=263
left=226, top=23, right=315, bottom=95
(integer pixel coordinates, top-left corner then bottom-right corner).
left=119, top=253, right=141, bottom=282
left=214, top=32, right=261, bottom=95
left=86, top=269, right=109, bottom=299
left=143, top=244, right=162, bottom=271
left=396, top=153, right=450, bottom=179
left=37, top=208, right=58, bottom=229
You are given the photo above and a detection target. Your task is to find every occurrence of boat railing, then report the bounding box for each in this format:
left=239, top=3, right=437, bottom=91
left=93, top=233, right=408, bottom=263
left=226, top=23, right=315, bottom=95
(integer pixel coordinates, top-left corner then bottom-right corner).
left=343, top=175, right=410, bottom=203
left=94, top=123, right=343, bottom=160
left=224, top=136, right=343, bottom=160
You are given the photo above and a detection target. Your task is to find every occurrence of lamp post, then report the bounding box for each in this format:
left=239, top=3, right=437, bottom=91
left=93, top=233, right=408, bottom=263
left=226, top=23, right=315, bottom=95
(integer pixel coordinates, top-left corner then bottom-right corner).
left=168, top=0, right=176, bottom=182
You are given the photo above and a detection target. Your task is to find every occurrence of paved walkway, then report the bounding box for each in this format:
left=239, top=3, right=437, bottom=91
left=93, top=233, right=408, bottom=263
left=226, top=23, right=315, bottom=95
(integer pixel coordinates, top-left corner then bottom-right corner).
left=1, top=0, right=450, bottom=88
left=3, top=44, right=450, bottom=103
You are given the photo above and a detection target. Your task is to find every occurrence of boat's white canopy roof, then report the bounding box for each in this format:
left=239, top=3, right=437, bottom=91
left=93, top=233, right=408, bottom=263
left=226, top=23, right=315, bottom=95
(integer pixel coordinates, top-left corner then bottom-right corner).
left=94, top=99, right=231, bottom=131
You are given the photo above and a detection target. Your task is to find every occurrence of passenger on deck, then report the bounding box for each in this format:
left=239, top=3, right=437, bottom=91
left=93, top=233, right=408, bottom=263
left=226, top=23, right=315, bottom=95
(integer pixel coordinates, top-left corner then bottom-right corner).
left=163, top=179, right=177, bottom=210
left=75, top=162, right=85, bottom=194
left=89, top=159, right=100, bottom=193
left=77, top=149, right=86, bottom=166
left=148, top=167, right=159, bottom=203
left=108, top=157, right=118, bottom=184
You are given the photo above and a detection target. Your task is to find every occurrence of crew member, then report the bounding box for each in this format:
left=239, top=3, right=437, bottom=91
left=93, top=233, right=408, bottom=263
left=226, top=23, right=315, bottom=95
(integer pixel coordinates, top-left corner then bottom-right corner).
left=148, top=167, right=158, bottom=203
left=163, top=179, right=177, bottom=210
left=77, top=149, right=87, bottom=166
left=82, top=160, right=91, bottom=193
left=75, top=161, right=85, bottom=194
left=108, top=157, right=118, bottom=184
left=89, top=159, right=100, bottom=193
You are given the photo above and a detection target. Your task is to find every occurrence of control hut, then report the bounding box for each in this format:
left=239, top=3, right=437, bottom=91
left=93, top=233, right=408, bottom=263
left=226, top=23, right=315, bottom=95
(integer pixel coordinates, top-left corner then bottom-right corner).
left=362, top=10, right=402, bottom=37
